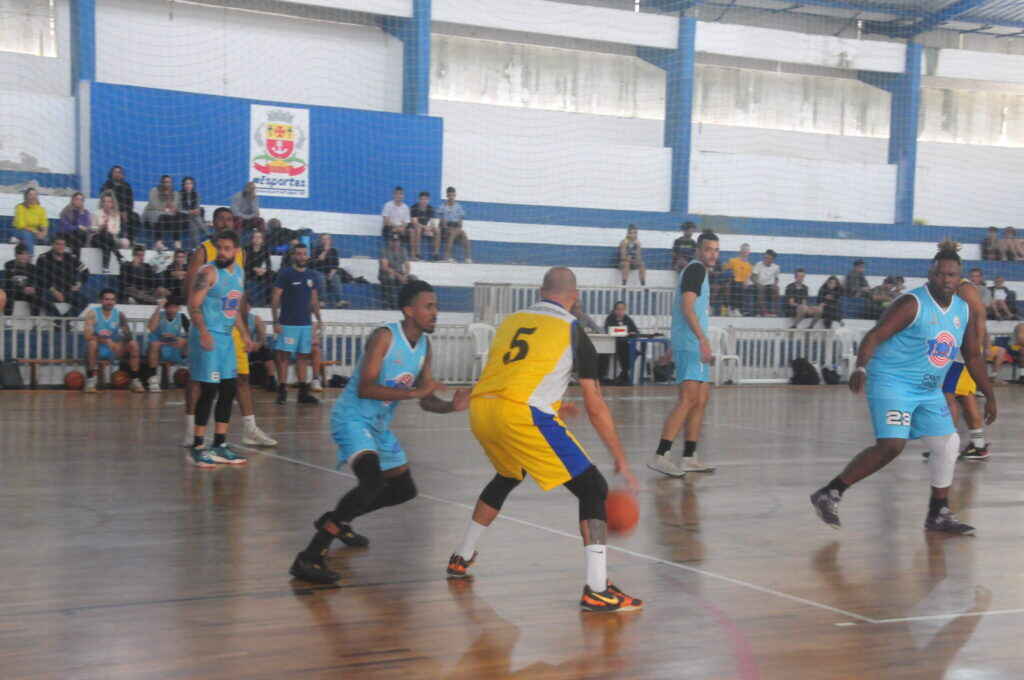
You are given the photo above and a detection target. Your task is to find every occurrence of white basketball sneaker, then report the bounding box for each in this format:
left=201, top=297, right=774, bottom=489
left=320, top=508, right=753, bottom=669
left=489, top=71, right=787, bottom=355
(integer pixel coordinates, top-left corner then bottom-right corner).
left=147, top=375, right=161, bottom=392
left=646, top=453, right=686, bottom=478
left=681, top=457, right=716, bottom=473
left=309, top=378, right=323, bottom=393
left=242, top=424, right=278, bottom=447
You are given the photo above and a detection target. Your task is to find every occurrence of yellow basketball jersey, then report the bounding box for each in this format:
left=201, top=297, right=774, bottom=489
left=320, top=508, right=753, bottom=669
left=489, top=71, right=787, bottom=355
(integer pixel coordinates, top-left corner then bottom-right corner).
left=472, top=300, right=577, bottom=414
left=200, top=238, right=245, bottom=268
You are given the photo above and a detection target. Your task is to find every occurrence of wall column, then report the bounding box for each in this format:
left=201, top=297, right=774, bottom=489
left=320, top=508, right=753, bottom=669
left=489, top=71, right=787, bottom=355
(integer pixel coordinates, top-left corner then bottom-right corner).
left=71, top=0, right=96, bottom=194
left=383, top=0, right=431, bottom=115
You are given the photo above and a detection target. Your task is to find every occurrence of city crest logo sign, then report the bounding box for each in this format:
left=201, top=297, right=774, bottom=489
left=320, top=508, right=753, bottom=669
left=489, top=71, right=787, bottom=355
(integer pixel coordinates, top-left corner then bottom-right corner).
left=250, top=104, right=310, bottom=198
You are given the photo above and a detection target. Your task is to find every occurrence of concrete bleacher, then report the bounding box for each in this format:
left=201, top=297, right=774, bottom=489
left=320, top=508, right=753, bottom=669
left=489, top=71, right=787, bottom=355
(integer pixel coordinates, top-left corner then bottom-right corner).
left=3, top=191, right=1024, bottom=318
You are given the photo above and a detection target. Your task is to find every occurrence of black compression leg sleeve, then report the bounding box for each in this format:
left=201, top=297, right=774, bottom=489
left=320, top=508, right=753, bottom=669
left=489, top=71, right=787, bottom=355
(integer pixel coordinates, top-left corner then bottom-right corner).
left=564, top=465, right=609, bottom=522
left=355, top=470, right=418, bottom=518
left=215, top=378, right=237, bottom=423
left=332, top=453, right=386, bottom=523
left=479, top=473, right=522, bottom=511
left=194, top=382, right=219, bottom=427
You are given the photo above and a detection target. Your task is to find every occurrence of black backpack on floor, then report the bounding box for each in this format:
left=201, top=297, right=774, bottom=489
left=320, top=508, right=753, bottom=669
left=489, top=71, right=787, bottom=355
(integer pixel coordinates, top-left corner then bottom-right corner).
left=790, top=358, right=820, bottom=385
left=0, top=360, right=24, bottom=389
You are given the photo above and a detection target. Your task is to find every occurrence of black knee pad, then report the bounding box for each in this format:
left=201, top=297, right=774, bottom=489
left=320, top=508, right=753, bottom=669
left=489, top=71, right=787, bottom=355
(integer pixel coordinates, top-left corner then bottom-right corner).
left=564, top=465, right=608, bottom=522
left=386, top=470, right=418, bottom=505
left=215, top=378, right=237, bottom=423
left=194, top=381, right=220, bottom=426
left=479, top=473, right=522, bottom=511
left=352, top=453, right=386, bottom=495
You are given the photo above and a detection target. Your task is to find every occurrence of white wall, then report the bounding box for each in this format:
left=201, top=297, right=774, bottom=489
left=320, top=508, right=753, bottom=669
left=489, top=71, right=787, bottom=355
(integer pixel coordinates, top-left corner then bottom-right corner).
left=693, top=123, right=889, bottom=165
left=96, top=0, right=404, bottom=113
left=0, top=92, right=76, bottom=174
left=0, top=0, right=70, bottom=96
left=915, top=141, right=1024, bottom=227
left=932, top=48, right=1024, bottom=86
left=690, top=151, right=896, bottom=223
left=920, top=87, right=1024, bottom=148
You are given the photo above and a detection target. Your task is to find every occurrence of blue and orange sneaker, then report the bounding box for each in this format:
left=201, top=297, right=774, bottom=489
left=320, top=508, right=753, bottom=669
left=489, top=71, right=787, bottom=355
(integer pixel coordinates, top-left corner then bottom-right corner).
left=207, top=444, right=247, bottom=465
left=580, top=585, right=622, bottom=612
left=606, top=582, right=644, bottom=611
left=187, top=447, right=218, bottom=468
left=446, top=552, right=477, bottom=579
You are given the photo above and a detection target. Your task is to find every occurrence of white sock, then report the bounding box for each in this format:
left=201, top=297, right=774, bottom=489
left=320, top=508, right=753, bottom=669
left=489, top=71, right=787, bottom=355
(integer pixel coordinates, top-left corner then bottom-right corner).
left=243, top=414, right=256, bottom=430
left=185, top=414, right=194, bottom=432
left=457, top=520, right=486, bottom=559
left=969, top=428, right=985, bottom=448
left=585, top=544, right=607, bottom=592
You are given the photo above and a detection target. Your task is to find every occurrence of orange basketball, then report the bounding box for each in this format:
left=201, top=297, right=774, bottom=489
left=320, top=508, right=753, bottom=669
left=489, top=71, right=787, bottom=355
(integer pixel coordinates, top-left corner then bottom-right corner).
left=173, top=368, right=190, bottom=387
left=110, top=370, right=131, bottom=388
left=64, top=370, right=85, bottom=390
left=605, top=490, right=639, bottom=533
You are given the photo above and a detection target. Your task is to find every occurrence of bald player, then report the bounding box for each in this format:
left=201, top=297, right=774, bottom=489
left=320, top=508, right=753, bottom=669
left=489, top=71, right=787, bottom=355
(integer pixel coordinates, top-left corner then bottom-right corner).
left=182, top=206, right=276, bottom=448
left=446, top=267, right=642, bottom=613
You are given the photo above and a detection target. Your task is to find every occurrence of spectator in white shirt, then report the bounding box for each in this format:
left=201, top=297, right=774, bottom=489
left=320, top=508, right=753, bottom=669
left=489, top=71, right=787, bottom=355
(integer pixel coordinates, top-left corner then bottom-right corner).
left=751, top=249, right=780, bottom=316
left=990, top=276, right=1016, bottom=320
left=381, top=186, right=411, bottom=243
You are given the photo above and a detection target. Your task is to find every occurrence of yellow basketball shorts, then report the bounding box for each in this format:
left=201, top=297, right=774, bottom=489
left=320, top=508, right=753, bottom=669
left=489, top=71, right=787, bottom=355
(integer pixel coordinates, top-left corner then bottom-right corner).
left=232, top=326, right=250, bottom=376
left=942, top=362, right=975, bottom=397
left=469, top=396, right=593, bottom=491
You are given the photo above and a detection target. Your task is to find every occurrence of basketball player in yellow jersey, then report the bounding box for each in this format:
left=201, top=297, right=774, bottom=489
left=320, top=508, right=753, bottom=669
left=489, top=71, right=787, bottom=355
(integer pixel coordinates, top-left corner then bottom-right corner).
left=182, top=207, right=276, bottom=447
left=446, top=267, right=642, bottom=613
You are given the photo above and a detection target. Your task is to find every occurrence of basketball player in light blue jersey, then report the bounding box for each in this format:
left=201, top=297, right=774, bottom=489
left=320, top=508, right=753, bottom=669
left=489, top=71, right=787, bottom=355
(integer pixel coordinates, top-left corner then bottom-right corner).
left=186, top=230, right=254, bottom=468
left=83, top=288, right=144, bottom=394
left=290, top=280, right=470, bottom=584
left=649, top=230, right=719, bottom=477
left=144, top=295, right=189, bottom=392
left=811, top=242, right=996, bottom=534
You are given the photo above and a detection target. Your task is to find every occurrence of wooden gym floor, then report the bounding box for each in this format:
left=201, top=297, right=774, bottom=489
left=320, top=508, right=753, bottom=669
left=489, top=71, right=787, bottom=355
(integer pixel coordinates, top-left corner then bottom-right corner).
left=2, top=384, right=1024, bottom=679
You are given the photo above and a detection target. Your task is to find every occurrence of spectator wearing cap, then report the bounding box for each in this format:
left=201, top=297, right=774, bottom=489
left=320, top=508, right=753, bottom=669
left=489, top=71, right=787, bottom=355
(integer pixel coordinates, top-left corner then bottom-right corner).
left=672, top=222, right=697, bottom=272
left=982, top=227, right=1001, bottom=261
left=844, top=260, right=871, bottom=299
left=785, top=268, right=823, bottom=328
left=378, top=232, right=414, bottom=309
left=119, top=244, right=168, bottom=304
left=439, top=186, right=471, bottom=263
left=723, top=243, right=752, bottom=316
left=381, top=186, right=411, bottom=243
left=751, top=249, right=780, bottom=316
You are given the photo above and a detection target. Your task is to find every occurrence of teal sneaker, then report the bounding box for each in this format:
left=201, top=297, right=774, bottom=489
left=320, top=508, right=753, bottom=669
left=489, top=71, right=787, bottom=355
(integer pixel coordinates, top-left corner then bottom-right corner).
left=207, top=444, right=247, bottom=465
left=187, top=447, right=218, bottom=468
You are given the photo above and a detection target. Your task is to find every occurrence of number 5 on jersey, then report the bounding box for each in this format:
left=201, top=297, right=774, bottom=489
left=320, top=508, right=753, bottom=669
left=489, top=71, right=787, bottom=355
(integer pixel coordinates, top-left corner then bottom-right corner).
left=503, top=327, right=537, bottom=364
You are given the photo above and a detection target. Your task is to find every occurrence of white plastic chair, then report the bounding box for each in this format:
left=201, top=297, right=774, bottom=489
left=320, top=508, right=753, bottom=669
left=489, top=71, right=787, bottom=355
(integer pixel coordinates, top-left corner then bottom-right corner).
left=467, top=322, right=496, bottom=380
left=707, top=326, right=740, bottom=386
left=833, top=327, right=859, bottom=380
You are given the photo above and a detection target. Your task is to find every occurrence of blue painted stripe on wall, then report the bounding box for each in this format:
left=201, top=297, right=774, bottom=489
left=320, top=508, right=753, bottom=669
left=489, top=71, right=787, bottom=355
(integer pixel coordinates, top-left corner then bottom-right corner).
left=0, top=171, right=79, bottom=188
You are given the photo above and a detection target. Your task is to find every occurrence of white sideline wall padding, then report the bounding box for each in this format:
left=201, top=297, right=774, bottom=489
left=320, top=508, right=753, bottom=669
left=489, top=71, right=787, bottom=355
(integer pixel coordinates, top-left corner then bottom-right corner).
left=433, top=0, right=678, bottom=50
left=96, top=0, right=404, bottom=113
left=690, top=151, right=897, bottom=223
left=932, top=49, right=1024, bottom=86
left=443, top=132, right=672, bottom=211
left=915, top=141, right=1024, bottom=228
left=695, top=21, right=907, bottom=74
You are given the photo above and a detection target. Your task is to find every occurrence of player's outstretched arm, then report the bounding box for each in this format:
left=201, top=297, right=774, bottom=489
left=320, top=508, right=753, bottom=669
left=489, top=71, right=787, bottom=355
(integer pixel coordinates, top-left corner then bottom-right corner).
left=357, top=327, right=439, bottom=402
left=417, top=345, right=470, bottom=413
left=849, top=294, right=917, bottom=393
left=962, top=311, right=998, bottom=425
left=579, top=378, right=637, bottom=492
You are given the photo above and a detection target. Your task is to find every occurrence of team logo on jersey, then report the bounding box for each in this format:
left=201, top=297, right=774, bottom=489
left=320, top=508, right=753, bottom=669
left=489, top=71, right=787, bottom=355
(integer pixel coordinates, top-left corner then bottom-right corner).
left=926, top=331, right=957, bottom=368
left=953, top=316, right=962, bottom=329
left=386, top=372, right=416, bottom=390
left=222, top=289, right=242, bottom=318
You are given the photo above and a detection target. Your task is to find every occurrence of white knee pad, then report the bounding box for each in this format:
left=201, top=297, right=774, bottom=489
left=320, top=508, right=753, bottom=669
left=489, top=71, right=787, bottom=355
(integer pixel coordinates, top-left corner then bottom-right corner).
left=922, top=432, right=960, bottom=489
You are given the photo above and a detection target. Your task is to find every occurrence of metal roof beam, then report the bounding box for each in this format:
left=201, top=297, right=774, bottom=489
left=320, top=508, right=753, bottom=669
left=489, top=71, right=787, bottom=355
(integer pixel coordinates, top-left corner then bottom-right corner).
left=865, top=0, right=992, bottom=37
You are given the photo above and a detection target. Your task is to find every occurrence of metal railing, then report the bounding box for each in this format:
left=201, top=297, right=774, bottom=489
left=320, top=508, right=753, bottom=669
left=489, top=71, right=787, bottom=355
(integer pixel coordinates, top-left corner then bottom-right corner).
left=726, top=328, right=859, bottom=384
left=474, top=282, right=674, bottom=330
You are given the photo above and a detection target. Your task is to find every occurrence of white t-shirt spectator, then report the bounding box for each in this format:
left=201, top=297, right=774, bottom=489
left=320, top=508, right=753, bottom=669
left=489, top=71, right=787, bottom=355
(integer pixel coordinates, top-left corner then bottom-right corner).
left=752, top=261, right=780, bottom=287
left=382, top=200, right=410, bottom=229
left=993, top=287, right=1008, bottom=301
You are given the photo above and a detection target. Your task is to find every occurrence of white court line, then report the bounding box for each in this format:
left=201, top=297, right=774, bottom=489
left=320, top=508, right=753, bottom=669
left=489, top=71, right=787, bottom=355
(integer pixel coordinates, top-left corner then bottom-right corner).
left=233, top=444, right=876, bottom=625
left=868, top=608, right=1024, bottom=625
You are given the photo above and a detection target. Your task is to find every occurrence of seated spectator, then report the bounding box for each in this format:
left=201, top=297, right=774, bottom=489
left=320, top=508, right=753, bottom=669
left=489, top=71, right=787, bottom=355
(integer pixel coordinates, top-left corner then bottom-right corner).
left=409, top=191, right=440, bottom=260
left=312, top=233, right=359, bottom=308
left=247, top=311, right=278, bottom=392
left=723, top=243, right=752, bottom=316
left=985, top=333, right=1010, bottom=381
left=36, top=235, right=89, bottom=317
left=967, top=268, right=1002, bottom=319
left=998, top=227, right=1024, bottom=261
left=162, top=248, right=189, bottom=299
left=751, top=249, right=780, bottom=316
left=148, top=241, right=175, bottom=275
left=982, top=227, right=1001, bottom=261
left=1007, top=323, right=1024, bottom=372
left=119, top=244, right=169, bottom=304
left=266, top=218, right=294, bottom=252
left=100, top=165, right=140, bottom=244
left=571, top=300, right=601, bottom=333
left=11, top=187, right=47, bottom=250
left=83, top=288, right=143, bottom=393
left=869, top=276, right=903, bottom=317
left=244, top=230, right=274, bottom=306
left=440, top=186, right=471, bottom=263
left=144, top=296, right=189, bottom=392
left=231, top=181, right=265, bottom=235
left=786, top=268, right=822, bottom=328
left=92, top=192, right=126, bottom=272
left=178, top=176, right=206, bottom=245
left=3, top=244, right=43, bottom=315
left=381, top=186, right=410, bottom=241
left=143, top=175, right=184, bottom=249
left=378, top=232, right=414, bottom=309
left=601, top=301, right=639, bottom=385
left=708, top=261, right=730, bottom=315
left=988, top=282, right=1014, bottom=321
left=844, top=260, right=871, bottom=299
left=618, top=225, right=646, bottom=287
left=990, top=276, right=1017, bottom=319
left=672, top=222, right=697, bottom=272
left=817, top=276, right=843, bottom=329
left=57, top=192, right=92, bottom=253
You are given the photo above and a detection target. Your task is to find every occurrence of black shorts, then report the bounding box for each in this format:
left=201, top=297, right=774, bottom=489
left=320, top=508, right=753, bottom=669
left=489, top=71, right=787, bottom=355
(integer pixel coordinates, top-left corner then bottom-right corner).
left=249, top=347, right=274, bottom=363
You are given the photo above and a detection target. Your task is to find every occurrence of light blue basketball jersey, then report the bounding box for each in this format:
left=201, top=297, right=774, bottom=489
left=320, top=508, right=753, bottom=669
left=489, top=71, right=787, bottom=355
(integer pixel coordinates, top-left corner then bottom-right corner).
left=155, top=310, right=184, bottom=340
left=202, top=263, right=244, bottom=335
left=672, top=261, right=710, bottom=352
left=94, top=308, right=122, bottom=341
left=333, top=321, right=429, bottom=430
left=869, top=286, right=968, bottom=395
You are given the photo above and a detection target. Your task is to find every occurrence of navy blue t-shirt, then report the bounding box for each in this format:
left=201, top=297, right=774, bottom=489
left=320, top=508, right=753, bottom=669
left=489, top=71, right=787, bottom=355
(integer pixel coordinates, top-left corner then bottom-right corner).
left=274, top=266, right=316, bottom=326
